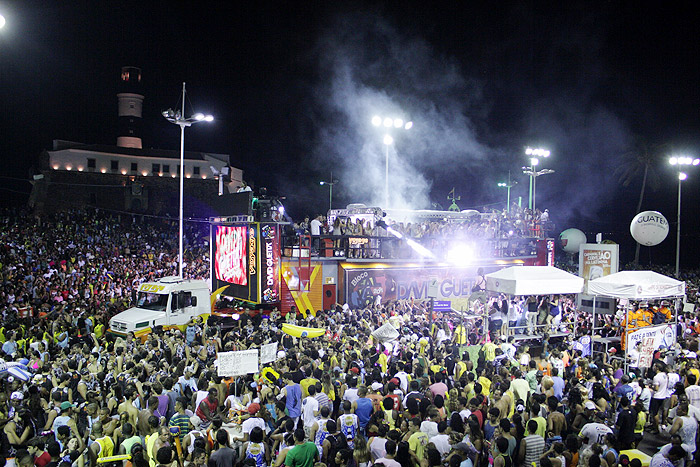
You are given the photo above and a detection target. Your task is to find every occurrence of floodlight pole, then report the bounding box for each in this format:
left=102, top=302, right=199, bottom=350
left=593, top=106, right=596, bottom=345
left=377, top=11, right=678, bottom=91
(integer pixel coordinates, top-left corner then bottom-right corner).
left=676, top=174, right=682, bottom=278
left=163, top=82, right=214, bottom=278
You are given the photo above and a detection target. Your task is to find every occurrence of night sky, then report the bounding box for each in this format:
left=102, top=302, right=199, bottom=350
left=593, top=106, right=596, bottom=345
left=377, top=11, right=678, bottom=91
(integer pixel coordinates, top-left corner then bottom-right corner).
left=1, top=1, right=699, bottom=267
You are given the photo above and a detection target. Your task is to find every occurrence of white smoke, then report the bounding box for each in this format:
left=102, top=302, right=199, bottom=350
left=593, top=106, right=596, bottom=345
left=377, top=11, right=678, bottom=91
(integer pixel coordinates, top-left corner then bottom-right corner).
left=311, top=12, right=490, bottom=210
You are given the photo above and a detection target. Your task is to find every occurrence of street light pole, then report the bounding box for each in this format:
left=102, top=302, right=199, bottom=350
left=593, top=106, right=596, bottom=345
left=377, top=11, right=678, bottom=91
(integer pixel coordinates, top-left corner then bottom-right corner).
left=523, top=147, right=553, bottom=217
left=320, top=175, right=339, bottom=213
left=669, top=156, right=699, bottom=277
left=676, top=172, right=683, bottom=278
left=497, top=172, right=517, bottom=213
left=163, top=82, right=214, bottom=278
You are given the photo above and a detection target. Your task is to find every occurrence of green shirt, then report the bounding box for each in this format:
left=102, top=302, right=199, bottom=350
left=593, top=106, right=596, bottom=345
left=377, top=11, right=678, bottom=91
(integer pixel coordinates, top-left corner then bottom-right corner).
left=285, top=442, right=318, bottom=467
left=168, top=413, right=191, bottom=440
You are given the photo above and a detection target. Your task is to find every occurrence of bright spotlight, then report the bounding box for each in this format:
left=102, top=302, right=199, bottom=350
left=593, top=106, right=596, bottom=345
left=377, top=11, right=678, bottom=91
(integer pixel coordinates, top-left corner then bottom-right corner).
left=694, top=159, right=700, bottom=166
left=679, top=172, right=688, bottom=181
left=669, top=157, right=678, bottom=165
left=193, top=113, right=205, bottom=121
left=393, top=118, right=403, bottom=128
left=383, top=117, right=393, bottom=128
left=278, top=206, right=285, bottom=214
left=447, top=244, right=474, bottom=265
left=383, top=134, right=394, bottom=145
left=404, top=121, right=413, bottom=130
left=525, top=147, right=532, bottom=155
left=371, top=116, right=382, bottom=126
left=531, top=158, right=539, bottom=166
left=406, top=239, right=435, bottom=258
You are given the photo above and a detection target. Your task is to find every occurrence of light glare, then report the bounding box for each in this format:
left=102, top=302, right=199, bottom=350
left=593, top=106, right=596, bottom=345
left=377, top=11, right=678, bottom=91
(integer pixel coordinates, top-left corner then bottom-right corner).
left=404, top=121, right=413, bottom=130
left=383, top=134, right=394, bottom=145
left=679, top=172, right=687, bottom=181
left=383, top=117, right=393, bottom=128
left=393, top=118, right=403, bottom=128
left=371, top=116, right=382, bottom=126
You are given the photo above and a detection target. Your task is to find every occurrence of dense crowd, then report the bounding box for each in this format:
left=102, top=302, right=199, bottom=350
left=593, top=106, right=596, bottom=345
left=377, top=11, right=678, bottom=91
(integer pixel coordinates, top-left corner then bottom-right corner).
left=0, top=208, right=698, bottom=467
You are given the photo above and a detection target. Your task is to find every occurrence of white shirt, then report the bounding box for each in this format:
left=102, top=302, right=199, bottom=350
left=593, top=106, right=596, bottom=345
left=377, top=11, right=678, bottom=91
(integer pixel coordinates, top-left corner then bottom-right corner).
left=430, top=433, right=452, bottom=458
left=394, top=371, right=409, bottom=393
left=343, top=388, right=359, bottom=404
left=301, top=395, right=319, bottom=428
left=420, top=420, right=439, bottom=439
left=310, top=219, right=322, bottom=236
left=241, top=416, right=269, bottom=435
left=653, top=372, right=670, bottom=399
left=685, top=385, right=700, bottom=408
left=579, top=422, right=612, bottom=448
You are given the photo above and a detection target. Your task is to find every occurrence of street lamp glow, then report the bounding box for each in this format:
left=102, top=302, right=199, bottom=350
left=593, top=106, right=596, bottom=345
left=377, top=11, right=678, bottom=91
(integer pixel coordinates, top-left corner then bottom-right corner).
left=670, top=157, right=678, bottom=165
left=383, top=134, right=394, bottom=145
left=530, top=158, right=539, bottom=166
left=0, top=14, right=5, bottom=29
left=404, top=121, right=413, bottom=130
left=497, top=183, right=507, bottom=187
left=393, top=118, right=403, bottom=128
left=679, top=172, right=687, bottom=181
left=372, top=114, right=412, bottom=208
left=371, top=116, right=382, bottom=126
left=383, top=117, right=393, bottom=128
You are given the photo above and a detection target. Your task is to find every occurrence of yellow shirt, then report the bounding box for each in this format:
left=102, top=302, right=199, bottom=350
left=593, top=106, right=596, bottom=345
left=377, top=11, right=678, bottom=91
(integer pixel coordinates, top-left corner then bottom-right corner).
left=478, top=376, right=492, bottom=396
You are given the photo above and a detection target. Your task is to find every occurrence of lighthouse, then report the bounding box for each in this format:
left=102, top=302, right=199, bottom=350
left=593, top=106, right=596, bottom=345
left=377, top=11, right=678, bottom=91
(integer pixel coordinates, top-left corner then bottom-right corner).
left=117, top=66, right=144, bottom=149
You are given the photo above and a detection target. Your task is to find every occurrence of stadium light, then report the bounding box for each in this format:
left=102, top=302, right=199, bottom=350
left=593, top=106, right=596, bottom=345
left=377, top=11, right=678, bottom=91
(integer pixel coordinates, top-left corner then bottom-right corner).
left=162, top=82, right=214, bottom=279
left=372, top=114, right=412, bottom=208
left=497, top=173, right=518, bottom=213
left=523, top=147, right=553, bottom=214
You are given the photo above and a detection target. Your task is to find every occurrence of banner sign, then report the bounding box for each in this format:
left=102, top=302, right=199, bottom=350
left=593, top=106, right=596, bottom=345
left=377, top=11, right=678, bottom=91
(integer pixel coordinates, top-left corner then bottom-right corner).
left=579, top=243, right=619, bottom=293
left=637, top=337, right=656, bottom=368
left=626, top=324, right=676, bottom=356
left=344, top=265, right=502, bottom=309
left=217, top=349, right=259, bottom=376
left=260, top=224, right=280, bottom=303
left=371, top=322, right=400, bottom=343
left=260, top=343, right=278, bottom=364
left=572, top=335, right=591, bottom=357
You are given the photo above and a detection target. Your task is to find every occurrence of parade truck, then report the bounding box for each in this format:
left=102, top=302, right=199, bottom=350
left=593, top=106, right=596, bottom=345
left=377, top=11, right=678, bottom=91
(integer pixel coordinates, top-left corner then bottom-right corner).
left=108, top=276, right=211, bottom=339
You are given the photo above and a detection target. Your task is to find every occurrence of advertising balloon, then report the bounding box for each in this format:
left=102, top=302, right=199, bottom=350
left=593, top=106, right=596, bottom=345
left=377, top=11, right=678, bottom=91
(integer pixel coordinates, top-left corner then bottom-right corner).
left=559, top=228, right=587, bottom=254
left=630, top=211, right=669, bottom=246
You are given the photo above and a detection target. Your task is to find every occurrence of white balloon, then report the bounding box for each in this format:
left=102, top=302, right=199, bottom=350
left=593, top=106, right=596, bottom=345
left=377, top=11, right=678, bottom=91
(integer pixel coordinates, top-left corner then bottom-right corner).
left=559, top=228, right=587, bottom=253
left=630, top=211, right=669, bottom=246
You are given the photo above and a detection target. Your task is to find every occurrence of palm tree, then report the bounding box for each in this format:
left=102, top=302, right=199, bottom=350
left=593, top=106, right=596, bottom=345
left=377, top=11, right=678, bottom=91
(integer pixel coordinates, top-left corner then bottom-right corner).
left=615, top=139, right=664, bottom=265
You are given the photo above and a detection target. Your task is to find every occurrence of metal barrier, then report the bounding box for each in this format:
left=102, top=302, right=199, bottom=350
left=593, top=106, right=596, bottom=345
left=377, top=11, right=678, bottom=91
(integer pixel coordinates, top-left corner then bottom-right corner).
left=280, top=233, right=545, bottom=260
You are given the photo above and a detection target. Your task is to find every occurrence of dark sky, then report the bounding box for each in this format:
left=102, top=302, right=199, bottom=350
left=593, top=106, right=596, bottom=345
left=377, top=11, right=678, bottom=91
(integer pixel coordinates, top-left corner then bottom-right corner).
left=1, top=1, right=699, bottom=267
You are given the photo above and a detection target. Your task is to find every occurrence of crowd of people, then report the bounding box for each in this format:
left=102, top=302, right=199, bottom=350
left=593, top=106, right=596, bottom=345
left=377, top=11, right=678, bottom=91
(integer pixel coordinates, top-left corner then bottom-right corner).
left=0, top=207, right=699, bottom=467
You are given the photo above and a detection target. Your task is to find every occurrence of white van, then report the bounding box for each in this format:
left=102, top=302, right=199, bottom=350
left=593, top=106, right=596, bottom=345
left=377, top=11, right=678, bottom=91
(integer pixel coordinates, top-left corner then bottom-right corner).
left=108, top=276, right=211, bottom=338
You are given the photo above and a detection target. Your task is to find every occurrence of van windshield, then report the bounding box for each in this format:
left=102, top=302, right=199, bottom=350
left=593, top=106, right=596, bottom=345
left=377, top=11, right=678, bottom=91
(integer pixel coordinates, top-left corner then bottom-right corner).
left=136, top=292, right=168, bottom=312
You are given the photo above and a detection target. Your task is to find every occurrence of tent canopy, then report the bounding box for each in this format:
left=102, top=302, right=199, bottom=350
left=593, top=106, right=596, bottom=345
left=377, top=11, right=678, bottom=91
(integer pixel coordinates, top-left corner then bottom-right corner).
left=588, top=270, right=685, bottom=299
left=485, top=266, right=584, bottom=296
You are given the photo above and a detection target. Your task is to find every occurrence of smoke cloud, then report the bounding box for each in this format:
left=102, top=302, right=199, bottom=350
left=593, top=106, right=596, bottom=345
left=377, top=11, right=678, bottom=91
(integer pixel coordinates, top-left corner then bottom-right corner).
left=308, top=9, right=635, bottom=232
left=311, top=12, right=490, bottom=211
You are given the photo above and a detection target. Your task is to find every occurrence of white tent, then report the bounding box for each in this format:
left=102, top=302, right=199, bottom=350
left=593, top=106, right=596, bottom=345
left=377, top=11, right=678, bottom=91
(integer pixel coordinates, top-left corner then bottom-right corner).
left=485, top=266, right=584, bottom=296
left=588, top=271, right=685, bottom=299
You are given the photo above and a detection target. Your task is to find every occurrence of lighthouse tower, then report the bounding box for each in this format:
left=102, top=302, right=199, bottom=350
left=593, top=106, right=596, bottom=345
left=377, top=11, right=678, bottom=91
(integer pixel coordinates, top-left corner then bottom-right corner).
left=117, top=66, right=144, bottom=149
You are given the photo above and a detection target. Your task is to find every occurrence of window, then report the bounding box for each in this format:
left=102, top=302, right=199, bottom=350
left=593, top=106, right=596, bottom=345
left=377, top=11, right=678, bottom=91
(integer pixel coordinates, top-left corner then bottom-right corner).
left=87, top=158, right=96, bottom=169
left=193, top=166, right=200, bottom=175
left=152, top=163, right=160, bottom=174
left=111, top=160, right=119, bottom=171
left=131, top=163, right=138, bottom=172
left=162, top=164, right=170, bottom=173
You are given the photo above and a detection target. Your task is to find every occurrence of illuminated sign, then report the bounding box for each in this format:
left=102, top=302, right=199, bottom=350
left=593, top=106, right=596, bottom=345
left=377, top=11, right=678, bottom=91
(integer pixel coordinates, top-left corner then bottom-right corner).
left=215, top=226, right=248, bottom=286
left=260, top=224, right=280, bottom=303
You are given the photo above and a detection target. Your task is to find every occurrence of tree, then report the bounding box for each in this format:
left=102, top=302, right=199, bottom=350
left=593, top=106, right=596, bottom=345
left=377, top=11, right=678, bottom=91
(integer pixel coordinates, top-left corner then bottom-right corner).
left=615, top=139, right=664, bottom=265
